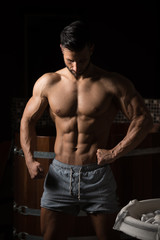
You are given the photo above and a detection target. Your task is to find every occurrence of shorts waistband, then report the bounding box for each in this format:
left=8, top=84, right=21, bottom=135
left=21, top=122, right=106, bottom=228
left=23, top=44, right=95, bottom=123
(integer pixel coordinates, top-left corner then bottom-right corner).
left=52, top=158, right=108, bottom=201
left=52, top=158, right=106, bottom=172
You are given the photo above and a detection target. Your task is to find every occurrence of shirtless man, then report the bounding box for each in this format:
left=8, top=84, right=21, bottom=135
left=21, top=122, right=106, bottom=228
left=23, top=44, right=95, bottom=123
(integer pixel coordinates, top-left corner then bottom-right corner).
left=20, top=21, right=153, bottom=240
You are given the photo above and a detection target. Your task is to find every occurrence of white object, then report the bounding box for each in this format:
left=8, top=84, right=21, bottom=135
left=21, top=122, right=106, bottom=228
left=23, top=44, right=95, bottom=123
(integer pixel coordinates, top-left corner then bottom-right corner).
left=113, top=199, right=160, bottom=240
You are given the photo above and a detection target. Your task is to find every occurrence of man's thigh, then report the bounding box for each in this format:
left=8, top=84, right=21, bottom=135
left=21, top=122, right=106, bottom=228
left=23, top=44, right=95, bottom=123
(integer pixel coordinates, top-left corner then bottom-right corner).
left=89, top=212, right=120, bottom=240
left=41, top=207, right=76, bottom=240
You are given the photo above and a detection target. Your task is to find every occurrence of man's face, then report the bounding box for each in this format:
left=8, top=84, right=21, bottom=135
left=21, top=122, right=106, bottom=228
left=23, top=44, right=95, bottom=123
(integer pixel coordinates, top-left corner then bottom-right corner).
left=60, top=45, right=94, bottom=79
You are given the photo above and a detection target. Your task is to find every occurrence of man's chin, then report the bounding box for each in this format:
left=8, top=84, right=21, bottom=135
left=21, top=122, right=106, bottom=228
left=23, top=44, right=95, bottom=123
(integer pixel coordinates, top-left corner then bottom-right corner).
left=66, top=65, right=84, bottom=79
left=71, top=71, right=81, bottom=78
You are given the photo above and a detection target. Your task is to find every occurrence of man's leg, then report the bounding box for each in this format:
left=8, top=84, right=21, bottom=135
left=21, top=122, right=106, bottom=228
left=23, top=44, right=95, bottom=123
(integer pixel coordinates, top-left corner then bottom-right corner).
left=41, top=207, right=76, bottom=240
left=89, top=213, right=120, bottom=240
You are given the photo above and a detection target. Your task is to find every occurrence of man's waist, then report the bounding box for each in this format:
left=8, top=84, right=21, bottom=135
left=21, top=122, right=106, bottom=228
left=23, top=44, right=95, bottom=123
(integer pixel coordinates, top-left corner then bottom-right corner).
left=54, top=152, right=97, bottom=166
left=51, top=158, right=107, bottom=171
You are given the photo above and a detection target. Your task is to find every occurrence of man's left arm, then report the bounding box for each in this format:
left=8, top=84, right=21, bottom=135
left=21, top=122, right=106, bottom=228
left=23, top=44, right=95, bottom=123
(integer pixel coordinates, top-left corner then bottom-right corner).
left=97, top=82, right=153, bottom=165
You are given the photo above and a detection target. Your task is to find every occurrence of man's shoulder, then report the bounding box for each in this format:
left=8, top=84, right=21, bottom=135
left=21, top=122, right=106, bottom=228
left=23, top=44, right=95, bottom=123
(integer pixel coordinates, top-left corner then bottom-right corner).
left=95, top=68, right=135, bottom=97
left=98, top=69, right=133, bottom=88
left=33, top=71, right=63, bottom=97
left=38, top=71, right=61, bottom=84
left=41, top=68, right=68, bottom=83
left=93, top=66, right=121, bottom=82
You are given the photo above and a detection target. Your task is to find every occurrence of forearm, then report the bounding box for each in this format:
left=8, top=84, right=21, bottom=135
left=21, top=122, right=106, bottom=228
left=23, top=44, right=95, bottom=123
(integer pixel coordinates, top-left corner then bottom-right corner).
left=97, top=114, right=153, bottom=165
left=20, top=118, right=37, bottom=164
left=112, top=114, right=153, bottom=159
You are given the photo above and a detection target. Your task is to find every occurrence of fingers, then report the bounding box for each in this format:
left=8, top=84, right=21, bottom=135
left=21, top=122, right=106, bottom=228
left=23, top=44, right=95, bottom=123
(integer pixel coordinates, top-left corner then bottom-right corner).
left=96, top=149, right=106, bottom=165
left=28, top=161, right=45, bottom=179
left=33, top=163, right=44, bottom=179
left=96, top=149, right=115, bottom=165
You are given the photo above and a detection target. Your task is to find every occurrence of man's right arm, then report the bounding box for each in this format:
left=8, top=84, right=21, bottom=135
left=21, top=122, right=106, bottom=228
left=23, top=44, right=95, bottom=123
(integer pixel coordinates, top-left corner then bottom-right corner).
left=20, top=77, right=48, bottom=179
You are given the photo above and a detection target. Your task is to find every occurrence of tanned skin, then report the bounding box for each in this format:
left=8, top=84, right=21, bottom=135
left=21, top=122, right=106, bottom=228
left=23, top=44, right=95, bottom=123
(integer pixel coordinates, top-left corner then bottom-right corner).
left=20, top=44, right=153, bottom=240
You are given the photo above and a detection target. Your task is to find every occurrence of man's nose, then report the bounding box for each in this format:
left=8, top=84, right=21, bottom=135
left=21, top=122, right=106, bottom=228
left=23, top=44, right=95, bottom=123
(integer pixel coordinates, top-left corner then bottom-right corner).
left=72, top=62, right=78, bottom=72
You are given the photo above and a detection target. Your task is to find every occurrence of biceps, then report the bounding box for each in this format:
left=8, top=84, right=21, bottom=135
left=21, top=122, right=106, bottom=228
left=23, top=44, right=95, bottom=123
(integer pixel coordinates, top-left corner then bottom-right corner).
left=22, top=96, right=48, bottom=122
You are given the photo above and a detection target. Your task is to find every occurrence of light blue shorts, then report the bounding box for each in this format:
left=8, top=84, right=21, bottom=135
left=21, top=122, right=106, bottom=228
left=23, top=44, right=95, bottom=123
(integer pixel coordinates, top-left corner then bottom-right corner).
left=41, top=159, right=119, bottom=215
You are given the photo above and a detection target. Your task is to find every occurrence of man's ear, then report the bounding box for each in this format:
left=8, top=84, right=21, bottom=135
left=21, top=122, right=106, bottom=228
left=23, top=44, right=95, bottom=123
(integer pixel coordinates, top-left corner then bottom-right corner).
left=60, top=44, right=64, bottom=53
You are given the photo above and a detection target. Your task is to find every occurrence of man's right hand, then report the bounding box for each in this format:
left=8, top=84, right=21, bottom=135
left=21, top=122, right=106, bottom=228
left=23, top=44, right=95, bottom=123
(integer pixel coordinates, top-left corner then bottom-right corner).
left=26, top=160, right=45, bottom=179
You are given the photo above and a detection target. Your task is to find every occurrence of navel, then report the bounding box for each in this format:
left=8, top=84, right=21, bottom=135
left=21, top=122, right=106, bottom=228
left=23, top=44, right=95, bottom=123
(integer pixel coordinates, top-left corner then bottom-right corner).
left=72, top=146, right=77, bottom=151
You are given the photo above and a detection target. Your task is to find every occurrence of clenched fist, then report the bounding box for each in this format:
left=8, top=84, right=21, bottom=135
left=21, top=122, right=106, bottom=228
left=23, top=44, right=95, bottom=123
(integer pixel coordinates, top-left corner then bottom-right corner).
left=26, top=160, right=44, bottom=179
left=96, top=149, right=116, bottom=165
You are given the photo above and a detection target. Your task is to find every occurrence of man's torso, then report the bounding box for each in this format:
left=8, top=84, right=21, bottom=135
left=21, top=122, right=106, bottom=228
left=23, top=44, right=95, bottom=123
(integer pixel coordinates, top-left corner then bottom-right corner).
left=45, top=66, right=119, bottom=165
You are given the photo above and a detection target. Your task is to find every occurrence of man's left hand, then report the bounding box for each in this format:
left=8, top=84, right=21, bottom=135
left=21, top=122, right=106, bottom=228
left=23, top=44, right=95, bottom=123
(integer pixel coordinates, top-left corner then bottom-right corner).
left=96, top=149, right=116, bottom=165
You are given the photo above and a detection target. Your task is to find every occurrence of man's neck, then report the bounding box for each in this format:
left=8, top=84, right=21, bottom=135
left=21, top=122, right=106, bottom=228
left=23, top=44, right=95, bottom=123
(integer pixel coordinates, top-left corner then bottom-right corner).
left=66, top=62, right=94, bottom=81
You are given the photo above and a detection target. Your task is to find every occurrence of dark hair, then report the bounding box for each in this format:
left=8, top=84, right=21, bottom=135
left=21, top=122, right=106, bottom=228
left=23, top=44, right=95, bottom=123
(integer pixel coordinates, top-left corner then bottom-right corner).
left=60, top=21, right=92, bottom=51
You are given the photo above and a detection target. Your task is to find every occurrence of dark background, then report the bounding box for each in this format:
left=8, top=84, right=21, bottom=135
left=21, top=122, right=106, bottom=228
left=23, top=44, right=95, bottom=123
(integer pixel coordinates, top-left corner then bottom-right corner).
left=0, top=0, right=158, bottom=140
left=0, top=2, right=159, bottom=239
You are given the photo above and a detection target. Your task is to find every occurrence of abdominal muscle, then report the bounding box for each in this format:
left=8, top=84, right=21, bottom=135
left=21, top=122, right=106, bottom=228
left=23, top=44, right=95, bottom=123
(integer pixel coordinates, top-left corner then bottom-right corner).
left=54, top=117, right=111, bottom=166
left=54, top=133, right=98, bottom=165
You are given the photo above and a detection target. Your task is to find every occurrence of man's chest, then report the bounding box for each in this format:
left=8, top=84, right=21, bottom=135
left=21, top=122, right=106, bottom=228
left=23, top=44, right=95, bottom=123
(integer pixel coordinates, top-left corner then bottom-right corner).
left=48, top=80, right=113, bottom=118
